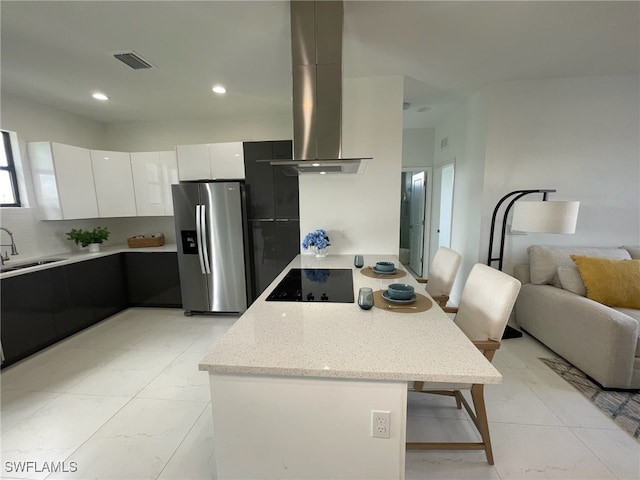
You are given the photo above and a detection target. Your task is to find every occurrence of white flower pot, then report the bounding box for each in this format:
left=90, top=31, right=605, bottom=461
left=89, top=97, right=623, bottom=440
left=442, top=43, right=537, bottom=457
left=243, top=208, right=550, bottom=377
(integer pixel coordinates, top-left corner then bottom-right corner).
left=313, top=246, right=327, bottom=258
left=88, top=243, right=101, bottom=253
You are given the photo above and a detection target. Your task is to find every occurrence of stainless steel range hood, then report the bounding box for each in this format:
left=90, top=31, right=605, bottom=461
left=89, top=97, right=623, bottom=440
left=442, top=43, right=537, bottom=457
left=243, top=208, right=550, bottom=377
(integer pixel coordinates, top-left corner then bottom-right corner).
left=271, top=0, right=370, bottom=175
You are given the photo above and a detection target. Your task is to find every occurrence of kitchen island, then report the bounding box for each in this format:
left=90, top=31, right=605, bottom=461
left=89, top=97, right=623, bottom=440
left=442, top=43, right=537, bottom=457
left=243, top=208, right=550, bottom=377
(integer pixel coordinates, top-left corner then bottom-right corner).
left=199, top=254, right=502, bottom=480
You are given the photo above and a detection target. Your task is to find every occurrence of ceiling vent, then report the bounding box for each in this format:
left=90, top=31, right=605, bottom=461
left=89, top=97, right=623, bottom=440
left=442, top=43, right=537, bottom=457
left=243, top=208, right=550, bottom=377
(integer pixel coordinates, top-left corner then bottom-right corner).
left=113, top=51, right=154, bottom=70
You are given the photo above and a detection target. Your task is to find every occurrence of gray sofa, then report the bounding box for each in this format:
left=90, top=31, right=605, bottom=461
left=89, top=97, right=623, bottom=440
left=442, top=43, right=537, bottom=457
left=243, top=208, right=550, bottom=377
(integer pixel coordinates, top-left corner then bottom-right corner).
left=514, top=245, right=640, bottom=389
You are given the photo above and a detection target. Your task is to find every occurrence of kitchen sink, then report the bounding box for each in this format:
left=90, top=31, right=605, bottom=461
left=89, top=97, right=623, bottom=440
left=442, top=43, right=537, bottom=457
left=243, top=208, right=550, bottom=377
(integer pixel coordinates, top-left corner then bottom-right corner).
left=1, top=258, right=67, bottom=273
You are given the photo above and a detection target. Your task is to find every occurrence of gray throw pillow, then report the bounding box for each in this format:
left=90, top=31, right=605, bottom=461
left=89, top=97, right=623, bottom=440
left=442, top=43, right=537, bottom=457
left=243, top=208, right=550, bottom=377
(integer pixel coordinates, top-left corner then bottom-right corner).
left=557, top=266, right=586, bottom=296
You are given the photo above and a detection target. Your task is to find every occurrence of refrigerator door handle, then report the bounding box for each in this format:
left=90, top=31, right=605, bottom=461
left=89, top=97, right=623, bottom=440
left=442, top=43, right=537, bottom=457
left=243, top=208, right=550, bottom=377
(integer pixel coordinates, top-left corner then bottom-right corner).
left=195, top=204, right=207, bottom=274
left=200, top=204, right=212, bottom=274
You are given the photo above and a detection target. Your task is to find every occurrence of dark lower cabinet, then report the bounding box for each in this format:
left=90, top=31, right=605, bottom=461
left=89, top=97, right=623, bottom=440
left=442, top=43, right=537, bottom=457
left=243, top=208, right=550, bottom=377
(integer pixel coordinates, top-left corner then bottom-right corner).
left=124, top=252, right=182, bottom=307
left=1, top=251, right=184, bottom=367
left=91, top=255, right=128, bottom=320
left=1, top=269, right=57, bottom=365
left=52, top=261, right=97, bottom=339
left=1, top=253, right=133, bottom=368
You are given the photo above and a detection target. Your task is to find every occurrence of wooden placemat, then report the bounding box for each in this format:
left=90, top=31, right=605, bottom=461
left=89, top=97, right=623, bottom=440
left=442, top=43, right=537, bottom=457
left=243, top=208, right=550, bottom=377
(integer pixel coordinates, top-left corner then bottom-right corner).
left=360, top=266, right=407, bottom=279
left=373, top=290, right=432, bottom=313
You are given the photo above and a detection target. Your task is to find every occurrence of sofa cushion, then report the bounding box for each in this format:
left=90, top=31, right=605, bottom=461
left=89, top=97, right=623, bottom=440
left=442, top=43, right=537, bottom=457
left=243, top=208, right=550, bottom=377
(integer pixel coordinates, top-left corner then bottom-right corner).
left=557, top=266, right=586, bottom=296
left=528, top=245, right=632, bottom=287
left=571, top=255, right=640, bottom=309
left=623, top=245, right=640, bottom=259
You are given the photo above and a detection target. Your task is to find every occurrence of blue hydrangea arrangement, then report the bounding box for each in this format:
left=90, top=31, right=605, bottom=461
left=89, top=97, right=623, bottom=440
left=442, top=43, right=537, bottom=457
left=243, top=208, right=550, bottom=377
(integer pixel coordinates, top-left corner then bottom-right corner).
left=301, top=229, right=330, bottom=250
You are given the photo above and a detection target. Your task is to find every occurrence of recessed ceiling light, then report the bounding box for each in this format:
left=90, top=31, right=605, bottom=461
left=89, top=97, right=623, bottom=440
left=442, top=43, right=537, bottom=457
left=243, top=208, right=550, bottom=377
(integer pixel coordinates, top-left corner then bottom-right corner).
left=92, top=92, right=109, bottom=101
left=212, top=85, right=226, bottom=94
left=319, top=171, right=327, bottom=175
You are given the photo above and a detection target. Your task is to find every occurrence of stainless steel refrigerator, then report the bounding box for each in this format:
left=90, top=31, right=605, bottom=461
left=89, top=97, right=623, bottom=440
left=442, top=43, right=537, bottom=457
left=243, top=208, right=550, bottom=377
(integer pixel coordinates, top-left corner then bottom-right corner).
left=172, top=182, right=251, bottom=314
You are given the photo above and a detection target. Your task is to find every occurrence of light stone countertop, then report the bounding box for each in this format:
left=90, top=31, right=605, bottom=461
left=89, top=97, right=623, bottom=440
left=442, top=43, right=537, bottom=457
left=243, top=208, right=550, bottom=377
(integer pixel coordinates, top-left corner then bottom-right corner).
left=199, top=254, right=503, bottom=384
left=0, top=243, right=177, bottom=279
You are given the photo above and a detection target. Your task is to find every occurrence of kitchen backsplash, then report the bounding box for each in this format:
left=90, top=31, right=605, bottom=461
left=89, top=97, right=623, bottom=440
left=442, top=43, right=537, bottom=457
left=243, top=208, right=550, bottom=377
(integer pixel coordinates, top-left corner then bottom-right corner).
left=0, top=207, right=176, bottom=260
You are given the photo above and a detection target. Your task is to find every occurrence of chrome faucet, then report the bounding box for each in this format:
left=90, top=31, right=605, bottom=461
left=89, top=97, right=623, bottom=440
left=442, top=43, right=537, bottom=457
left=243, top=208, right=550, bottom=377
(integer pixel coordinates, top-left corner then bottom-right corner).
left=0, top=227, right=19, bottom=265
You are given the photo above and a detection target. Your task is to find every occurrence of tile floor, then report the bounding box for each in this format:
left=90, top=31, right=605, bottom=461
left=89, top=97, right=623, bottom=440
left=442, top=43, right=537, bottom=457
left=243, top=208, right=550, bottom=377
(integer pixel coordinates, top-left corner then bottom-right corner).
left=1, top=307, right=638, bottom=480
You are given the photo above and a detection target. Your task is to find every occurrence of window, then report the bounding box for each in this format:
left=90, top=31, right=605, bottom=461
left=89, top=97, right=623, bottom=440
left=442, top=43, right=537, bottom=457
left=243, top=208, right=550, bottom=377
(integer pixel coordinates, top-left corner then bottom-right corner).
left=0, top=131, right=21, bottom=207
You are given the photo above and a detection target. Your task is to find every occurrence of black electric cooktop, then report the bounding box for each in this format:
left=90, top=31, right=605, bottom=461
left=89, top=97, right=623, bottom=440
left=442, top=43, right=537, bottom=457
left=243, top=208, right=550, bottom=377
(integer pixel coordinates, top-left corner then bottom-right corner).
left=266, top=268, right=355, bottom=303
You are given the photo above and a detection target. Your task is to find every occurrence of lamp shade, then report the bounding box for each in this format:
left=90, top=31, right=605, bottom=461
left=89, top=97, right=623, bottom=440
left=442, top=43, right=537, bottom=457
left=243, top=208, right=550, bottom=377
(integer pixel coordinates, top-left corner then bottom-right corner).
left=512, top=201, right=580, bottom=234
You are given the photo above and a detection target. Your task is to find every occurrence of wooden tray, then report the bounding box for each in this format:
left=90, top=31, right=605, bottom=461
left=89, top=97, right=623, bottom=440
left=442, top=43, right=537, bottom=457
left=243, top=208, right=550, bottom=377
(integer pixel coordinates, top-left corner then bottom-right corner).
left=127, top=234, right=165, bottom=248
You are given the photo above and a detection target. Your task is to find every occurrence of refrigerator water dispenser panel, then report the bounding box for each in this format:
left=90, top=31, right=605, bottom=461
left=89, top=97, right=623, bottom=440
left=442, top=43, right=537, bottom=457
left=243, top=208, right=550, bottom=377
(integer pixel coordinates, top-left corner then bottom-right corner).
left=180, top=230, right=199, bottom=255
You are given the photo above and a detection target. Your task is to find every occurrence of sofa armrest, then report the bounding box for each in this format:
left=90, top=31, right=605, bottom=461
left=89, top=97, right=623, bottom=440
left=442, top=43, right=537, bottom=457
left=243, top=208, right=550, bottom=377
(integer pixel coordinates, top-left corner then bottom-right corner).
left=516, top=284, right=639, bottom=388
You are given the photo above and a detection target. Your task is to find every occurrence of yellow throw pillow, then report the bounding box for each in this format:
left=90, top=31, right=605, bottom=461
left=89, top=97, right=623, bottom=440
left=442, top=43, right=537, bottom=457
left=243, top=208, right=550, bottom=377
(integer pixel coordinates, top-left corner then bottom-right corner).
left=570, top=255, right=640, bottom=309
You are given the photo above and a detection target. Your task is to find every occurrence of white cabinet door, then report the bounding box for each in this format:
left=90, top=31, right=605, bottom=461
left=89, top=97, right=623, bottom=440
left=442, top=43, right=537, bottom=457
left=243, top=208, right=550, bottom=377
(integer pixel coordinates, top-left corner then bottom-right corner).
left=177, top=144, right=210, bottom=180
left=160, top=150, right=179, bottom=215
left=90, top=150, right=137, bottom=217
left=209, top=142, right=245, bottom=179
left=131, top=151, right=178, bottom=216
left=28, top=142, right=99, bottom=219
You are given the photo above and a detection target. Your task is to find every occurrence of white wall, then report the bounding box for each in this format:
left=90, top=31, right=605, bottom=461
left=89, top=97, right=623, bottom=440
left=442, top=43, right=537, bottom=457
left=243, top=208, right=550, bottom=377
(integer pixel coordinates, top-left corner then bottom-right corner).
left=481, top=74, right=640, bottom=274
left=299, top=76, right=404, bottom=255
left=434, top=73, right=640, bottom=303
left=402, top=128, right=434, bottom=168
left=1, top=94, right=107, bottom=149
left=430, top=102, right=475, bottom=303
left=103, top=114, right=292, bottom=151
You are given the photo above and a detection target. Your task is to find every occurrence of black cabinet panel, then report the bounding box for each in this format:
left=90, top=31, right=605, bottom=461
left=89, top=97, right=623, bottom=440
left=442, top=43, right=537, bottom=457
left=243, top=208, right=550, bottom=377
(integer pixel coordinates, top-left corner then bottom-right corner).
left=272, top=140, right=293, bottom=160
left=125, top=252, right=182, bottom=307
left=273, top=167, right=299, bottom=219
left=277, top=220, right=301, bottom=261
left=249, top=219, right=300, bottom=299
left=244, top=142, right=276, bottom=219
left=249, top=220, right=281, bottom=296
left=91, top=255, right=128, bottom=321
left=244, top=140, right=300, bottom=301
left=52, top=261, right=96, bottom=338
left=244, top=140, right=299, bottom=220
left=1, top=270, right=56, bottom=365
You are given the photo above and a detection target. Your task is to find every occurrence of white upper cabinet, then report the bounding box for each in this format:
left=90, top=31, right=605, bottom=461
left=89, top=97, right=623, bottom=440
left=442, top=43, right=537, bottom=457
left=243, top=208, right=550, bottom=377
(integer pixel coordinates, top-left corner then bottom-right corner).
left=130, top=151, right=178, bottom=216
left=28, top=142, right=99, bottom=219
left=209, top=142, right=245, bottom=179
left=90, top=150, right=137, bottom=217
left=176, top=144, right=210, bottom=181
left=177, top=142, right=244, bottom=180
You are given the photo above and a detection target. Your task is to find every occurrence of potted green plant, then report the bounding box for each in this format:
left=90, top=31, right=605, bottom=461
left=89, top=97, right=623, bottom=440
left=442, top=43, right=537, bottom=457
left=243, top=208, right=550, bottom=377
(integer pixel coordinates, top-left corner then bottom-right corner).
left=66, top=226, right=110, bottom=252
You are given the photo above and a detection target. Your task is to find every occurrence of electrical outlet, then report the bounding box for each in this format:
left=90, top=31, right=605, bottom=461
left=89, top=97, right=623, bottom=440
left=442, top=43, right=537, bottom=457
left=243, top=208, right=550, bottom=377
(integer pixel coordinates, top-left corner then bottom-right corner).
left=371, top=410, right=391, bottom=439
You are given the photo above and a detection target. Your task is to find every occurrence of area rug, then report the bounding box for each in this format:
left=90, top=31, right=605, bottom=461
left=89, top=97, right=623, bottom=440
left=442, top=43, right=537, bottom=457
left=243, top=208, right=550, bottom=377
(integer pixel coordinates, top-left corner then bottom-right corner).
left=540, top=357, right=640, bottom=442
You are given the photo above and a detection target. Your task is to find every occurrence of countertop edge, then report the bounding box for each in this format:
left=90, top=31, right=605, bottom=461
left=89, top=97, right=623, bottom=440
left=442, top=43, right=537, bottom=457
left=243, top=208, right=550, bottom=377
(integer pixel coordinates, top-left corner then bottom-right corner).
left=0, top=244, right=178, bottom=278
left=197, top=364, right=503, bottom=384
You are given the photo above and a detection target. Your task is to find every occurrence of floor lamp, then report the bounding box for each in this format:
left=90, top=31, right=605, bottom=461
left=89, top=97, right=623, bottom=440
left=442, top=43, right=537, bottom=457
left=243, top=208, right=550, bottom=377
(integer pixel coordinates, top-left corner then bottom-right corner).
left=487, top=189, right=579, bottom=339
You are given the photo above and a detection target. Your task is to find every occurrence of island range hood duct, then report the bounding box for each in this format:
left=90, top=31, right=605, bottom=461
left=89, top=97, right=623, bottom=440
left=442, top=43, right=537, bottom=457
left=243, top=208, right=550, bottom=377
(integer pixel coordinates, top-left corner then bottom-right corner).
left=270, top=0, right=370, bottom=175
